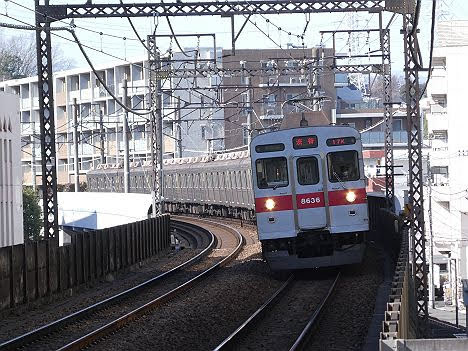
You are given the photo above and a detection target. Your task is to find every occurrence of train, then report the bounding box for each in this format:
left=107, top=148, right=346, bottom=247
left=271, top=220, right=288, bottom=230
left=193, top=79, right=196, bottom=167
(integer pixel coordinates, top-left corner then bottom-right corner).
left=87, top=125, right=369, bottom=270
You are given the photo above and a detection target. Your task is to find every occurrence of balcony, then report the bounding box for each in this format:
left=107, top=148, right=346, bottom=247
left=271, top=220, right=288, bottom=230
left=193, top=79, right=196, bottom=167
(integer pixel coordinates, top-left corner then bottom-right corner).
left=259, top=113, right=283, bottom=120
left=361, top=131, right=408, bottom=146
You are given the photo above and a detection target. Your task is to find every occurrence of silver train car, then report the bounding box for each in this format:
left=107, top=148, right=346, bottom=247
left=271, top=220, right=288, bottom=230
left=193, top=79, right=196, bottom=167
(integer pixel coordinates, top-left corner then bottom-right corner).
left=86, top=151, right=255, bottom=220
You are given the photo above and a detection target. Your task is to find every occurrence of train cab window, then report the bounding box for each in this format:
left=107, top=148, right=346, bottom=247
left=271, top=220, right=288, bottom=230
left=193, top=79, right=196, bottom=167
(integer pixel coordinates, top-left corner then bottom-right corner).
left=296, top=157, right=320, bottom=185
left=255, top=157, right=288, bottom=189
left=327, top=151, right=360, bottom=182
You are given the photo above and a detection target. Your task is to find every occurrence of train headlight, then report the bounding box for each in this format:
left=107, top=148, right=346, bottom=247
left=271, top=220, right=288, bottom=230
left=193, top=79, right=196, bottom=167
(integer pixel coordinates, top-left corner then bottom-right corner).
left=265, top=198, right=276, bottom=210
left=346, top=191, right=356, bottom=203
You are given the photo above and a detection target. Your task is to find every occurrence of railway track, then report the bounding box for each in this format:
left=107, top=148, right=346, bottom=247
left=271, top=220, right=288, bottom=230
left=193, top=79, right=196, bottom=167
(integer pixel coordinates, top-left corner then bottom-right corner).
left=0, top=217, right=243, bottom=351
left=214, top=271, right=340, bottom=351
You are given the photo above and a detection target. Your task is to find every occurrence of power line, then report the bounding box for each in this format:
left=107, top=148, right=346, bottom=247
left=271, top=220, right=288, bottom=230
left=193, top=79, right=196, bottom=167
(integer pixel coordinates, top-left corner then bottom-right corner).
left=419, top=0, right=436, bottom=99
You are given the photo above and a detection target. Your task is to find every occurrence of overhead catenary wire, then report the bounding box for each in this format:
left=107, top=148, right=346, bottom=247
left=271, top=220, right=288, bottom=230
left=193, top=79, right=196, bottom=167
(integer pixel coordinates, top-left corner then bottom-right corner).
left=419, top=0, right=436, bottom=99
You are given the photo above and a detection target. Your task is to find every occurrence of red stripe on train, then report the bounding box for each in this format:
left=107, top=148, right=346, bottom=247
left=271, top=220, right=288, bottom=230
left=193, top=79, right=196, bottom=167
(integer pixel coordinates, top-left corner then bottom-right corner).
left=255, top=195, right=293, bottom=213
left=328, top=188, right=367, bottom=206
left=255, top=188, right=367, bottom=213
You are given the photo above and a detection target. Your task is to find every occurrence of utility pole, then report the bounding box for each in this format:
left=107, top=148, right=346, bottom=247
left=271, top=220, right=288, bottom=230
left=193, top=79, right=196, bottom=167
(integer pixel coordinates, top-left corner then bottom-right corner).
left=176, top=96, right=182, bottom=158
left=309, top=47, right=321, bottom=111
left=73, top=98, right=80, bottom=192
left=427, top=155, right=435, bottom=309
left=115, top=113, right=120, bottom=164
left=122, top=78, right=130, bottom=193
left=31, top=120, right=36, bottom=190
left=246, top=75, right=252, bottom=149
left=99, top=109, right=105, bottom=164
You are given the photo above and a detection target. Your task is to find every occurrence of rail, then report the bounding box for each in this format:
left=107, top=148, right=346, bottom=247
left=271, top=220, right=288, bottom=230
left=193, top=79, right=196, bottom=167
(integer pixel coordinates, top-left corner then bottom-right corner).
left=289, top=272, right=340, bottom=351
left=0, top=220, right=214, bottom=350
left=58, top=218, right=244, bottom=350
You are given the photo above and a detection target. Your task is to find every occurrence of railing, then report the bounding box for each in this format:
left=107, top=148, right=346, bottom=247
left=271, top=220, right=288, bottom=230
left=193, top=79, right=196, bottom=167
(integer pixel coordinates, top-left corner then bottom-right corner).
left=380, top=227, right=418, bottom=343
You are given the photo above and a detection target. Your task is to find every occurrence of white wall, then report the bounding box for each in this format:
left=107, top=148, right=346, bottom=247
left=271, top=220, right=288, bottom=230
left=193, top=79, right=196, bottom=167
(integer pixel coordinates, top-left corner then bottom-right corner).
left=58, top=192, right=152, bottom=231
left=0, top=92, right=23, bottom=247
left=425, top=45, right=468, bottom=280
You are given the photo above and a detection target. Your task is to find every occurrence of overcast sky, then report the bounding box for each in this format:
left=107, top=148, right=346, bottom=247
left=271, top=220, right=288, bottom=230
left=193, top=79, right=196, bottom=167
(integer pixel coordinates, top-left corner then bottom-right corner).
left=1, top=0, right=468, bottom=78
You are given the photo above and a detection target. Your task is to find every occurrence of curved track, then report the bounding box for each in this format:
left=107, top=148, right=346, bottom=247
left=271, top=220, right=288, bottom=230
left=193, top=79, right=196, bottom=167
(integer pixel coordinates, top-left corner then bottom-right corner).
left=0, top=218, right=242, bottom=351
left=214, top=271, right=340, bottom=351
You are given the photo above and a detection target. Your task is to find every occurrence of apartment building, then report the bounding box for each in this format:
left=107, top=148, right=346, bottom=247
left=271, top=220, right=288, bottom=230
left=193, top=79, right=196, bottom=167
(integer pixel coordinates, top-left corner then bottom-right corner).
left=0, top=48, right=222, bottom=185
left=422, top=21, right=468, bottom=305
left=221, top=47, right=336, bottom=150
left=0, top=92, right=23, bottom=247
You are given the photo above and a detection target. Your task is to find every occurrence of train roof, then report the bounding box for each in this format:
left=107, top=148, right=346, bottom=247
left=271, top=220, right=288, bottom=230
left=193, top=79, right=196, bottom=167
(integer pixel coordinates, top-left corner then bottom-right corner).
left=87, top=150, right=250, bottom=175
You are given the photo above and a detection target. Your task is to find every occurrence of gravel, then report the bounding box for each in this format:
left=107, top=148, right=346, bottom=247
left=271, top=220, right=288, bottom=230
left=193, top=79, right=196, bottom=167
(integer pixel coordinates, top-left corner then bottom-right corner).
left=305, top=248, right=384, bottom=351
left=232, top=272, right=336, bottom=351
left=93, top=258, right=283, bottom=351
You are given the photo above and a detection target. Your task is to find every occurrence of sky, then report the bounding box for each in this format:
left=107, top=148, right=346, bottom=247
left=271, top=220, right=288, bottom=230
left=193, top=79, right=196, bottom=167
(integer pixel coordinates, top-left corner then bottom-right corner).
left=1, top=0, right=468, bottom=78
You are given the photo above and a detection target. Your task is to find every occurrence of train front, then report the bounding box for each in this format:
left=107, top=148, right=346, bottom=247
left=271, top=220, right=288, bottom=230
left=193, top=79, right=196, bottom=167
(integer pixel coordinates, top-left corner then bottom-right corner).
left=250, top=126, right=369, bottom=270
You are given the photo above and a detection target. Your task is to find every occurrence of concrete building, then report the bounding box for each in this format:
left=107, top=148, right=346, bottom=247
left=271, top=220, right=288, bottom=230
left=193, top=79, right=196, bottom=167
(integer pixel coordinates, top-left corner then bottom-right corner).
left=221, top=47, right=336, bottom=150
left=422, top=21, right=468, bottom=308
left=0, top=92, right=23, bottom=247
left=171, top=48, right=224, bottom=156
left=0, top=47, right=222, bottom=185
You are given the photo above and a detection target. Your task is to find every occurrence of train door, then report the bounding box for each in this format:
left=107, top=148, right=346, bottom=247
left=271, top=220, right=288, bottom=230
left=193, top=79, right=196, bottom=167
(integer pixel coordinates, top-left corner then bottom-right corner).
left=326, top=149, right=368, bottom=231
left=292, top=156, right=327, bottom=230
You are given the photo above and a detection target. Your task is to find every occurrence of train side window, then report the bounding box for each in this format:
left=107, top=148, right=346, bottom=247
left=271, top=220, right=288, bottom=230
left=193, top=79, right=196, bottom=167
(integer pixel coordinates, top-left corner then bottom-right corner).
left=255, top=157, right=288, bottom=189
left=297, top=157, right=320, bottom=185
left=327, top=150, right=360, bottom=182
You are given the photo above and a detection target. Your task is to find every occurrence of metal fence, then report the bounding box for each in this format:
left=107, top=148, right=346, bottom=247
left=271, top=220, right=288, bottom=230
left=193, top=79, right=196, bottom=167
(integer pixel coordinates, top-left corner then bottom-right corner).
left=0, top=215, right=170, bottom=311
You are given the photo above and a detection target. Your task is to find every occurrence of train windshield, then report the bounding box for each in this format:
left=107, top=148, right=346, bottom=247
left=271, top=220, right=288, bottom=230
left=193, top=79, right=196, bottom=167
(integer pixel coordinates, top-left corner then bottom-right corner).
left=255, top=157, right=289, bottom=189
left=327, top=151, right=360, bottom=182
left=297, top=157, right=320, bottom=185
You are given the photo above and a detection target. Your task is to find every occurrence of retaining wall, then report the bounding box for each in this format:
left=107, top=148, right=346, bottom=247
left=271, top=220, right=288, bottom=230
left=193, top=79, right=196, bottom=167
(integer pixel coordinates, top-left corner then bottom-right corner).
left=0, top=215, right=170, bottom=310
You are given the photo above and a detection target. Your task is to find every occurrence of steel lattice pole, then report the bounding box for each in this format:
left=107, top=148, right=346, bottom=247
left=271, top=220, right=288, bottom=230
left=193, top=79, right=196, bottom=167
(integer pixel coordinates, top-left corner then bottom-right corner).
left=148, top=35, right=163, bottom=216
left=380, top=12, right=394, bottom=211
left=35, top=0, right=59, bottom=240
left=403, top=13, right=429, bottom=332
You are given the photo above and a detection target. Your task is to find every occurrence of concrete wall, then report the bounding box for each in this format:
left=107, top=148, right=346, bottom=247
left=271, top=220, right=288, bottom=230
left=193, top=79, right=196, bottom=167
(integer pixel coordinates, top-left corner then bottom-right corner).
left=0, top=92, right=23, bottom=248
left=0, top=214, right=170, bottom=311
left=58, top=192, right=152, bottom=231
left=381, top=338, right=468, bottom=351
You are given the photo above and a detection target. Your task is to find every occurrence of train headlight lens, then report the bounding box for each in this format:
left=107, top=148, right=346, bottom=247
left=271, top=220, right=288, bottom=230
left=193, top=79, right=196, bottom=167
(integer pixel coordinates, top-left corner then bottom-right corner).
left=346, top=191, right=356, bottom=203
left=265, top=198, right=276, bottom=210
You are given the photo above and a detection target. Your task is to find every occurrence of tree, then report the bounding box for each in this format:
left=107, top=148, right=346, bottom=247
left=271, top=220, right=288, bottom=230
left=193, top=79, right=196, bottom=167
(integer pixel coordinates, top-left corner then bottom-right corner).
left=23, top=186, right=42, bottom=241
left=370, top=74, right=405, bottom=103
left=0, top=30, right=74, bottom=80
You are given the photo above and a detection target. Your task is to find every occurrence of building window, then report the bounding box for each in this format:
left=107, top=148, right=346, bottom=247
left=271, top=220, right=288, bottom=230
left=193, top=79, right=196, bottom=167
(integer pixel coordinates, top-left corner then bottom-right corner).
left=431, top=166, right=449, bottom=186
left=393, top=119, right=403, bottom=131
left=263, top=94, right=276, bottom=107
left=261, top=60, right=275, bottom=69
left=286, top=60, right=299, bottom=68
left=432, top=94, right=447, bottom=108
left=242, top=123, right=249, bottom=145
left=201, top=125, right=206, bottom=139
left=432, top=130, right=448, bottom=141
left=162, top=91, right=172, bottom=107
left=437, top=201, right=450, bottom=212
